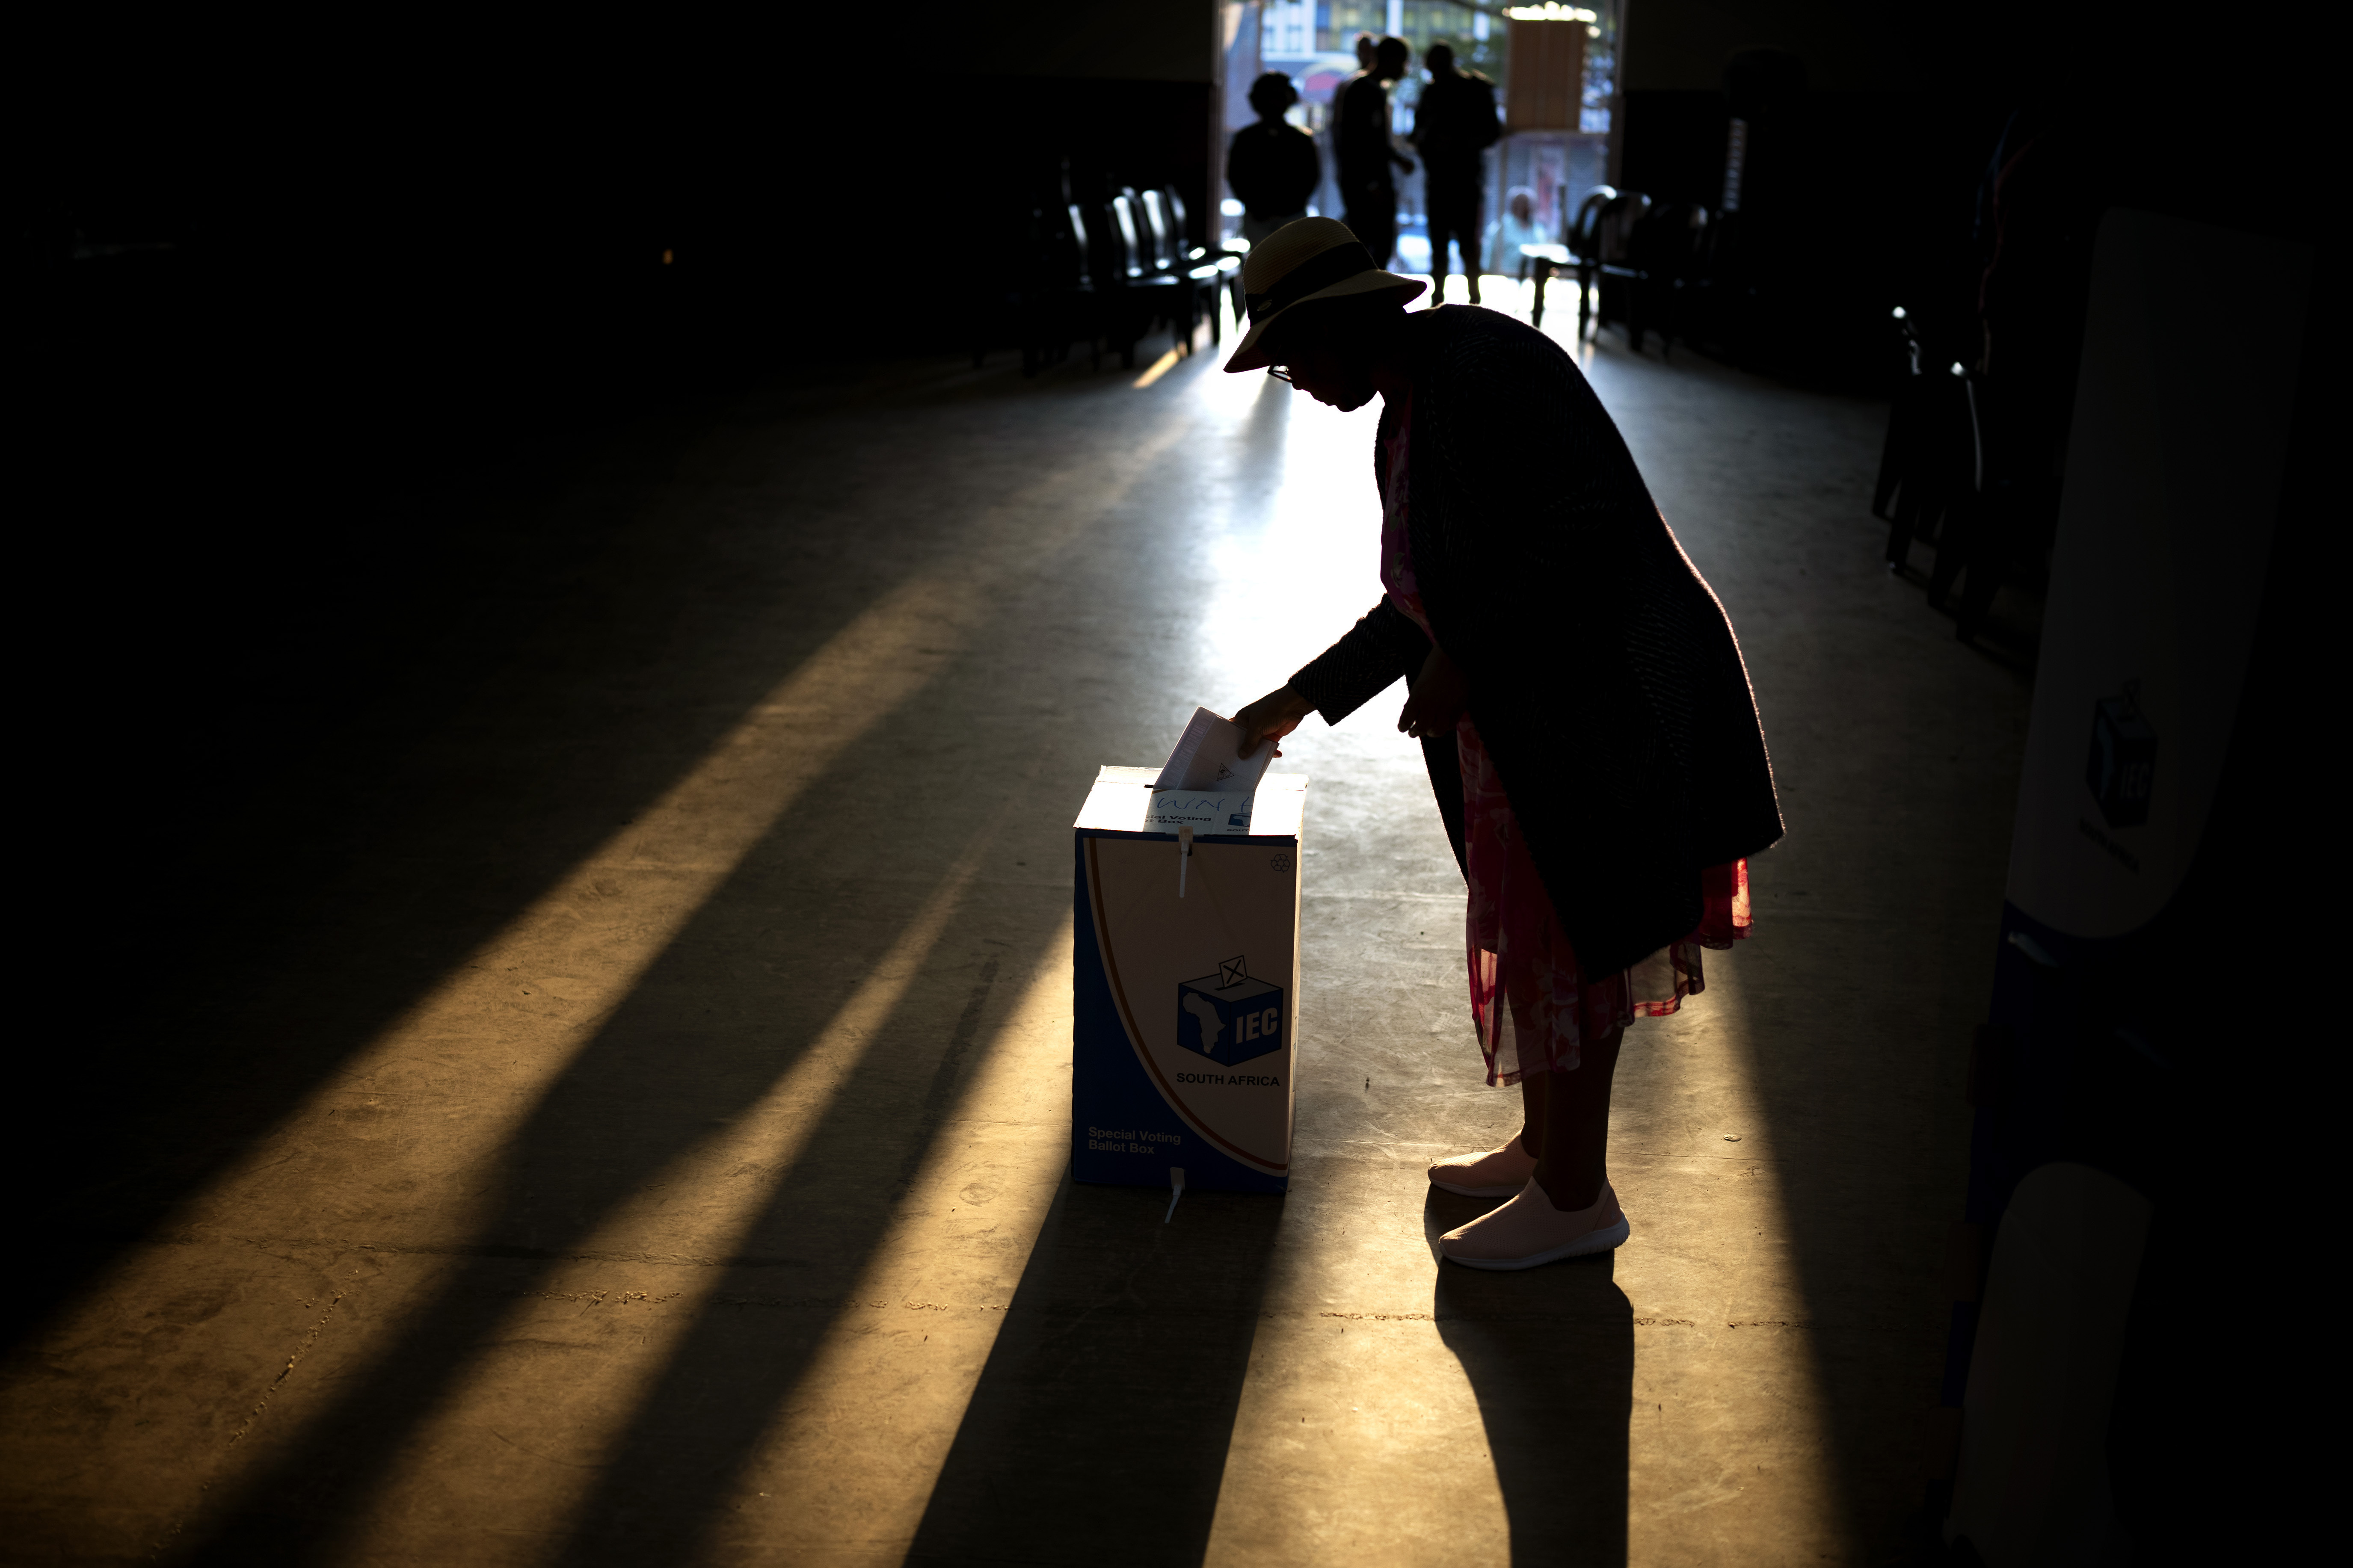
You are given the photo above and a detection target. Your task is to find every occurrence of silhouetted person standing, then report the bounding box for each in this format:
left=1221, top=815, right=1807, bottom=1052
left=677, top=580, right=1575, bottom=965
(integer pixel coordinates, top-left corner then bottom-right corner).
left=1484, top=186, right=1547, bottom=276
left=1227, top=72, right=1321, bottom=247
left=1413, top=43, right=1500, bottom=304
left=1331, top=30, right=1377, bottom=212
left=1337, top=35, right=1415, bottom=267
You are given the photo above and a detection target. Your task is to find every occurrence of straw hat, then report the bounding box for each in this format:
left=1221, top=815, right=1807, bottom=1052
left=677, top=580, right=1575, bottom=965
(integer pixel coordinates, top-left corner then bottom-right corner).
left=1223, top=217, right=1425, bottom=373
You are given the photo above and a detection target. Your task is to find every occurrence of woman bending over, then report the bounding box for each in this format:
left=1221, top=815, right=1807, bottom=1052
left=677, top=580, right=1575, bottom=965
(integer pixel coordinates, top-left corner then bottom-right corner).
left=1225, top=219, right=1782, bottom=1270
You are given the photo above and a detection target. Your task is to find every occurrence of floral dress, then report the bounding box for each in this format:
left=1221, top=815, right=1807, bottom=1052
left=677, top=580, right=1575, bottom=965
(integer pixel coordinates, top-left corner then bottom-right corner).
left=1380, top=392, right=1752, bottom=1085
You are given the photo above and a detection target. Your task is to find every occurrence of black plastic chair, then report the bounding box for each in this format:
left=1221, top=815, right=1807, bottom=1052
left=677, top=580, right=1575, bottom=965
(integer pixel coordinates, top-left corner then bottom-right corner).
left=1873, top=312, right=2046, bottom=642
left=1553, top=186, right=1685, bottom=348
left=1526, top=186, right=1611, bottom=330
left=1522, top=241, right=1573, bottom=325
left=1154, top=186, right=1243, bottom=340
left=1934, top=377, right=2058, bottom=642
left=1873, top=307, right=1926, bottom=523
left=969, top=202, right=1102, bottom=377
left=1876, top=308, right=1965, bottom=570
left=1541, top=185, right=1624, bottom=333
left=1082, top=194, right=1192, bottom=367
left=1024, top=204, right=1104, bottom=375
left=1133, top=188, right=1227, bottom=349
left=1604, top=198, right=1709, bottom=354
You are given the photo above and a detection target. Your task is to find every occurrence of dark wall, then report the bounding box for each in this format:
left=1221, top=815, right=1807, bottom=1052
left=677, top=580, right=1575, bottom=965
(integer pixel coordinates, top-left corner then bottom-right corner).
left=21, top=6, right=1221, bottom=476
left=1612, top=0, right=2330, bottom=385
left=16, top=9, right=1218, bottom=967
left=953, top=73, right=1217, bottom=287
left=926, top=0, right=1223, bottom=272
left=1618, top=85, right=2009, bottom=380
left=962, top=0, right=1220, bottom=81
left=1622, top=0, right=1921, bottom=93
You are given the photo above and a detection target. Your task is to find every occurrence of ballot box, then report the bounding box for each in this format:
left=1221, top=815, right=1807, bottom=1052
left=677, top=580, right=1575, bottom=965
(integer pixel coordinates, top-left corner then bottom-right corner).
left=1072, top=765, right=1308, bottom=1194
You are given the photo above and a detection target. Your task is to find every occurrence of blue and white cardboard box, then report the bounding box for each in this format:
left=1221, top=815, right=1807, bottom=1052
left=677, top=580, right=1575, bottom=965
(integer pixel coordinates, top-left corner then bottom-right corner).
left=1072, top=765, right=1307, bottom=1193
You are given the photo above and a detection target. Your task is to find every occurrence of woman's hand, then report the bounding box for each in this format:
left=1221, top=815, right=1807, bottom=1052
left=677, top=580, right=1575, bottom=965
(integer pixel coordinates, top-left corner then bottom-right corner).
left=1236, top=685, right=1315, bottom=758
left=1397, top=645, right=1468, bottom=740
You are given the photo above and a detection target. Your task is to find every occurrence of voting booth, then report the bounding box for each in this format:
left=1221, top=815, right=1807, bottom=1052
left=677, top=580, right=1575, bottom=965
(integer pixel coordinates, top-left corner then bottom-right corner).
left=1071, top=765, right=1308, bottom=1194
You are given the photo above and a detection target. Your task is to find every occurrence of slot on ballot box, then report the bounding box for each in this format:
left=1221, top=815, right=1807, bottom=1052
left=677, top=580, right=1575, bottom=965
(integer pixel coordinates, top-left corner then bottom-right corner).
left=1072, top=764, right=1307, bottom=1193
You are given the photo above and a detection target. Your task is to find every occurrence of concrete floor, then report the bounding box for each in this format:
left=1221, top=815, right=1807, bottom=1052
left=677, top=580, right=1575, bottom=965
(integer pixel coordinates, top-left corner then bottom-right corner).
left=5, top=287, right=2038, bottom=1566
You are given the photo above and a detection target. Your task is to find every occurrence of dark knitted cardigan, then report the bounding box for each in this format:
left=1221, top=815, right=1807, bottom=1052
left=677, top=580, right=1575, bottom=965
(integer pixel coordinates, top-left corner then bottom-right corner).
left=1287, top=305, right=1783, bottom=976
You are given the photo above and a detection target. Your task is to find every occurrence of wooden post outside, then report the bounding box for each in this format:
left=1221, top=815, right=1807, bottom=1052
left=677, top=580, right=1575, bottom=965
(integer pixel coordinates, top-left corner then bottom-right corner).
left=1504, top=17, right=1584, bottom=133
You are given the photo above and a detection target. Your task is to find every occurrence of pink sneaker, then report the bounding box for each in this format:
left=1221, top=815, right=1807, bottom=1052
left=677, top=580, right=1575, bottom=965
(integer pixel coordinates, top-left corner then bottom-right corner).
left=1427, top=1134, right=1539, bottom=1198
left=1439, top=1183, right=1629, bottom=1271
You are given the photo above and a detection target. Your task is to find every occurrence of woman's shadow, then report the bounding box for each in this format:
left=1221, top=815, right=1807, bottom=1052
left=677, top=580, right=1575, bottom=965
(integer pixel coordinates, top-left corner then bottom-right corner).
left=1427, top=1188, right=1635, bottom=1568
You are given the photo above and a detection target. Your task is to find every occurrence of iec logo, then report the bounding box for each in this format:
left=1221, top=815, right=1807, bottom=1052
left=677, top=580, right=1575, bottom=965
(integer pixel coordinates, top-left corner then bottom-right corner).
left=2085, top=684, right=2157, bottom=829
left=1176, top=954, right=1285, bottom=1066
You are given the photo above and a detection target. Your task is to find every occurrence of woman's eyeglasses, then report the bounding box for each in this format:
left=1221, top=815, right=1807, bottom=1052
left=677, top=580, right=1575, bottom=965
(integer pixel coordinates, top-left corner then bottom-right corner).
left=1267, top=366, right=1295, bottom=384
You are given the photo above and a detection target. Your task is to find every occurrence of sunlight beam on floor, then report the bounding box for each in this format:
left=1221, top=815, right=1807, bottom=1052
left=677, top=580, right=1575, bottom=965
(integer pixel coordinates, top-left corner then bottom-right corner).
left=2, top=413, right=1197, bottom=1545
left=696, top=919, right=1078, bottom=1563
left=1613, top=960, right=1846, bottom=1560
left=326, top=832, right=1014, bottom=1562
left=1132, top=348, right=1183, bottom=388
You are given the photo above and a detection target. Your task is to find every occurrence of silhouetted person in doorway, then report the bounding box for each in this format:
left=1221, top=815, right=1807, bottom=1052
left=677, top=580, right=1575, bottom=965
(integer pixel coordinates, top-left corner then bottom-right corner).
left=1337, top=35, right=1415, bottom=267
left=1227, top=72, right=1320, bottom=248
left=1413, top=42, right=1500, bottom=304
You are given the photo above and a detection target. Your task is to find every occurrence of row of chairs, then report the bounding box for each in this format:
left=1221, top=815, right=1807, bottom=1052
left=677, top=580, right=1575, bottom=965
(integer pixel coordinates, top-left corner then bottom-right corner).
left=1874, top=308, right=2052, bottom=640
left=991, top=182, right=1722, bottom=373
left=1505, top=195, right=2038, bottom=636
left=1525, top=186, right=1714, bottom=357
left=992, top=182, right=1708, bottom=371
left=981, top=186, right=1242, bottom=377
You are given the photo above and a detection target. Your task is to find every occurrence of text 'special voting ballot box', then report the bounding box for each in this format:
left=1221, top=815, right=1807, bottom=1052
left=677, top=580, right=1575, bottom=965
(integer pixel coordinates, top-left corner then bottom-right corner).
left=1072, top=765, right=1308, bottom=1194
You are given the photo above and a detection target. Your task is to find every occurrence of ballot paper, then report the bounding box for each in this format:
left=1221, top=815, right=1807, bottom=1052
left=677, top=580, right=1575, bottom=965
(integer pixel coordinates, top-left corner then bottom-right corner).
left=1153, top=707, right=1277, bottom=794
